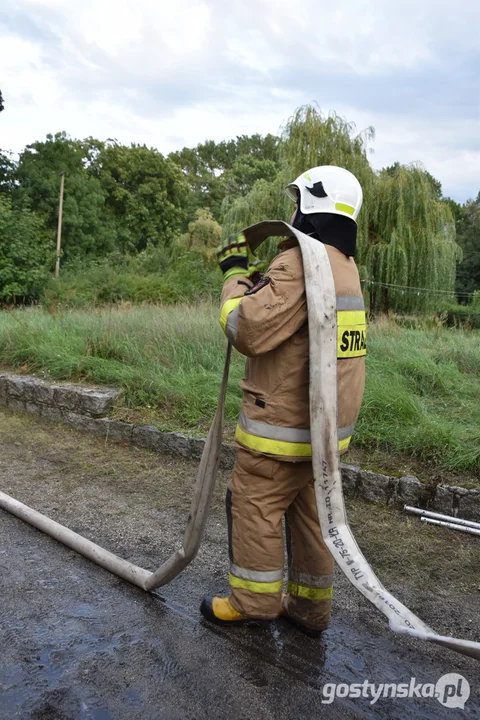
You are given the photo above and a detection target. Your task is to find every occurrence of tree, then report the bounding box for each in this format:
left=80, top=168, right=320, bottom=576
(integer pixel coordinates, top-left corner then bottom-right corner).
left=223, top=156, right=278, bottom=201
left=183, top=208, right=222, bottom=250
left=14, top=133, right=116, bottom=262
left=169, top=133, right=281, bottom=222
left=222, top=106, right=375, bottom=258
left=450, top=192, right=480, bottom=301
left=0, top=196, right=50, bottom=302
left=385, top=161, right=443, bottom=200
left=168, top=145, right=223, bottom=221
left=366, top=166, right=458, bottom=312
left=97, top=142, right=189, bottom=252
left=0, top=105, right=465, bottom=313
left=172, top=208, right=222, bottom=268
left=0, top=150, right=16, bottom=194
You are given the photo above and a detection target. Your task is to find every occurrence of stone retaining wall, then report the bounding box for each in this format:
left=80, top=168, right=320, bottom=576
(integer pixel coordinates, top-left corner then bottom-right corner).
left=1, top=372, right=479, bottom=521
left=0, top=373, right=120, bottom=419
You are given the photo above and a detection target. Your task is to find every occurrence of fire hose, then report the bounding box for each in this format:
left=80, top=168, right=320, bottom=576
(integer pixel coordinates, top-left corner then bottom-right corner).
left=0, top=221, right=479, bottom=660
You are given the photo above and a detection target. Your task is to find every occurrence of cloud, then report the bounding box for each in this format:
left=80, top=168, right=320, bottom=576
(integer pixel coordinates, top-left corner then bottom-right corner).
left=0, top=0, right=478, bottom=201
left=336, top=105, right=480, bottom=200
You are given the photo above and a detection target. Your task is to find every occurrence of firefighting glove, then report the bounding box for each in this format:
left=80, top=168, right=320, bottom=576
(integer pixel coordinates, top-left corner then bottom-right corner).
left=247, top=259, right=268, bottom=285
left=216, top=233, right=250, bottom=281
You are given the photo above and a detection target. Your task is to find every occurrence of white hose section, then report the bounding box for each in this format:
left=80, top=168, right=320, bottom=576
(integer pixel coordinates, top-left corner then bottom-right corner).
left=295, top=229, right=480, bottom=662
left=0, top=490, right=153, bottom=589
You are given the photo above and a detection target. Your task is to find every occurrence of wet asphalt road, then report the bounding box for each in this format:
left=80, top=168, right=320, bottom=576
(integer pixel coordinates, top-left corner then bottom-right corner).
left=1, top=509, right=479, bottom=720
left=0, top=408, right=479, bottom=720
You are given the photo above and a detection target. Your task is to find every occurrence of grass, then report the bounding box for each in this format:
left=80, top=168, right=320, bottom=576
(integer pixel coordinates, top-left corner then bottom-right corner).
left=0, top=304, right=478, bottom=477
left=346, top=497, right=480, bottom=595
left=355, top=318, right=480, bottom=475
left=0, top=302, right=244, bottom=431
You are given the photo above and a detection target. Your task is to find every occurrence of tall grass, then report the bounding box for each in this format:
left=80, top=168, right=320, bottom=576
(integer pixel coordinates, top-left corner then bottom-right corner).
left=356, top=319, right=480, bottom=473
left=0, top=305, right=478, bottom=475
left=0, top=303, right=244, bottom=430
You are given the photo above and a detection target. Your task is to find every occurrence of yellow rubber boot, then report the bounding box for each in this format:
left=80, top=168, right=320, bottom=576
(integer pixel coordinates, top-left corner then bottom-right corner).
left=200, top=596, right=248, bottom=625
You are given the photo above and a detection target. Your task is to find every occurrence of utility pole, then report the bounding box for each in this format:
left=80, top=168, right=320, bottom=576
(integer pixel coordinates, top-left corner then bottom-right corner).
left=55, top=171, right=66, bottom=278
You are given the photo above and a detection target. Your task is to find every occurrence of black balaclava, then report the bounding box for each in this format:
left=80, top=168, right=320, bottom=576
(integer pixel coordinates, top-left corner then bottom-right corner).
left=292, top=209, right=357, bottom=257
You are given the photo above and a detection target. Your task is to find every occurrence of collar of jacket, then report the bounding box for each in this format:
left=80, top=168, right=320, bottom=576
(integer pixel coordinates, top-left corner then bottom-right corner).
left=292, top=211, right=357, bottom=257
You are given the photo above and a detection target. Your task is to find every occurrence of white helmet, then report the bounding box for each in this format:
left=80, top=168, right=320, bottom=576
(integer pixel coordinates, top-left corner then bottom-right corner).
left=286, top=165, right=363, bottom=222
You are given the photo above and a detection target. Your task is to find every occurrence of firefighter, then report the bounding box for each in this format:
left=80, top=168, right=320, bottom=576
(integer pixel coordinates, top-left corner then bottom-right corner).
left=200, top=166, right=366, bottom=636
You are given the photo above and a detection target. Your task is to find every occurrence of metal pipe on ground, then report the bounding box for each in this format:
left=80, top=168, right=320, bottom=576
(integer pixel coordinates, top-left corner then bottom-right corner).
left=421, top=517, right=480, bottom=537
left=404, top=505, right=480, bottom=531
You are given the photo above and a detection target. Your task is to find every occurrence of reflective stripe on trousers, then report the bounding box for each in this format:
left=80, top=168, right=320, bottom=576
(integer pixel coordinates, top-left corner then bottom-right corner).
left=236, top=411, right=354, bottom=457
left=287, top=568, right=334, bottom=601
left=229, top=563, right=283, bottom=594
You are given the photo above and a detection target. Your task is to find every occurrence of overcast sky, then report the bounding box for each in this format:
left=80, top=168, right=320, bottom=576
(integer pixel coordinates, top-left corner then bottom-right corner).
left=1, top=0, right=479, bottom=202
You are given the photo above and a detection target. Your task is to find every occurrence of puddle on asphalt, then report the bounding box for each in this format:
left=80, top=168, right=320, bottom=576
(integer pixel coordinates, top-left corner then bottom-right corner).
left=1, top=593, right=477, bottom=719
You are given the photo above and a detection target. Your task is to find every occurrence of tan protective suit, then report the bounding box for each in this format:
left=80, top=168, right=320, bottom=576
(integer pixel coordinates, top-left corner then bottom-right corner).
left=220, top=237, right=366, bottom=631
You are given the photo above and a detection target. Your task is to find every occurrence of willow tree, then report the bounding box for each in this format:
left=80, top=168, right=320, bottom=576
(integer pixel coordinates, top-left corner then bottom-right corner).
left=366, top=165, right=460, bottom=312
left=221, top=104, right=460, bottom=313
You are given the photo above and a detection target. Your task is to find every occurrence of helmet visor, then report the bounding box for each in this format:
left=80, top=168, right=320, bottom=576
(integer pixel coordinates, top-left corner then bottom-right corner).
left=285, top=183, right=299, bottom=202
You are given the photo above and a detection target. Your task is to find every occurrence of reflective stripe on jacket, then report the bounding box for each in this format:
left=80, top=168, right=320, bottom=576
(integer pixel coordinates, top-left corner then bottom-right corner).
left=219, top=240, right=366, bottom=461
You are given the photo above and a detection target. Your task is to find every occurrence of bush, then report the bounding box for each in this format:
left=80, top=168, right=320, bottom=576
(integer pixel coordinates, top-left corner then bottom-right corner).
left=471, top=290, right=480, bottom=310
left=445, top=308, right=480, bottom=329
left=42, top=250, right=223, bottom=308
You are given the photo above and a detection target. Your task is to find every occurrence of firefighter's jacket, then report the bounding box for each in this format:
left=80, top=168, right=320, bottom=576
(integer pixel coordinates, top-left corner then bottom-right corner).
left=219, top=239, right=366, bottom=461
